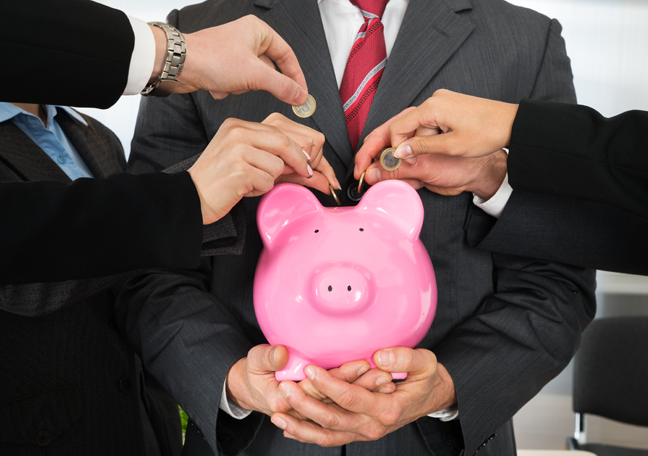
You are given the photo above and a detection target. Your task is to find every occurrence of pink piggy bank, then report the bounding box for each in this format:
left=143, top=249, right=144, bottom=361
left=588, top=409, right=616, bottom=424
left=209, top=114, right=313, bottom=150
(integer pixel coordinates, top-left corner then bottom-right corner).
left=254, top=180, right=437, bottom=381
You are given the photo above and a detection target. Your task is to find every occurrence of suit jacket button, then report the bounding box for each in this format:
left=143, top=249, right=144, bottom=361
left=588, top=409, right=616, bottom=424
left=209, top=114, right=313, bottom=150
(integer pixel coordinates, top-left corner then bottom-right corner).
left=36, top=430, right=52, bottom=446
left=346, top=184, right=362, bottom=202
left=119, top=376, right=132, bottom=392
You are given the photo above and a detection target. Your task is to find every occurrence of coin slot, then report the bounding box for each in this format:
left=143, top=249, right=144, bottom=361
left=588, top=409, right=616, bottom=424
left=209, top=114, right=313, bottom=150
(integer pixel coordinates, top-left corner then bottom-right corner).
left=328, top=285, right=332, bottom=292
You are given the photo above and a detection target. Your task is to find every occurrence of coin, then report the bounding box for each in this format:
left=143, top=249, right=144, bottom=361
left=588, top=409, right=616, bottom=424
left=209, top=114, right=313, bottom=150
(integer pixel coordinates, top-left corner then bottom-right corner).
left=329, top=184, right=341, bottom=205
left=292, top=94, right=316, bottom=118
left=358, top=170, right=367, bottom=194
left=380, top=147, right=402, bottom=172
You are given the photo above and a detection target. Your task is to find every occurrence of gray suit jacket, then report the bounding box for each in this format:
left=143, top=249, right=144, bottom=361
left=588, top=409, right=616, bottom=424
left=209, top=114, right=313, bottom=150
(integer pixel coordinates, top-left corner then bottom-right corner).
left=0, top=112, right=181, bottom=455
left=117, top=1, right=596, bottom=455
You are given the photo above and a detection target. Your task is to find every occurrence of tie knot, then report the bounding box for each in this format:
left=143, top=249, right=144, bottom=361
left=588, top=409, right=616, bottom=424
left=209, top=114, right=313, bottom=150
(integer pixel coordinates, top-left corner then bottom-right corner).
left=350, top=0, right=390, bottom=19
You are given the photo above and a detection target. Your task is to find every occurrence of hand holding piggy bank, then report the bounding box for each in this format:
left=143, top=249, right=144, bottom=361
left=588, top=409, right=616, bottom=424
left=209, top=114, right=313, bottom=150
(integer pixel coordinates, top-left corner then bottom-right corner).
left=254, top=180, right=436, bottom=381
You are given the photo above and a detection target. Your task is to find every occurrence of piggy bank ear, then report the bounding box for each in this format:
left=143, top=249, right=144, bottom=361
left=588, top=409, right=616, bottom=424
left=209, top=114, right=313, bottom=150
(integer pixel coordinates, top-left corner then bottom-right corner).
left=358, top=180, right=424, bottom=242
left=257, top=183, right=323, bottom=247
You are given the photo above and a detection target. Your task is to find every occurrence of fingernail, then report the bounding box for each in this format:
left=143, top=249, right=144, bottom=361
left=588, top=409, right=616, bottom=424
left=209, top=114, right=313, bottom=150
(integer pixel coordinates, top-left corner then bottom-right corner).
left=279, top=382, right=291, bottom=398
left=357, top=365, right=370, bottom=377
left=378, top=350, right=395, bottom=367
left=375, top=376, right=390, bottom=387
left=394, top=144, right=412, bottom=159
left=334, top=178, right=342, bottom=190
left=294, top=87, right=304, bottom=103
left=367, top=167, right=382, bottom=184
left=284, top=432, right=296, bottom=439
left=379, top=387, right=394, bottom=394
left=302, top=149, right=311, bottom=161
left=305, top=365, right=316, bottom=381
left=404, top=155, right=418, bottom=166
left=353, top=165, right=358, bottom=178
left=271, top=346, right=279, bottom=365
left=307, top=162, right=313, bottom=178
left=272, top=417, right=287, bottom=430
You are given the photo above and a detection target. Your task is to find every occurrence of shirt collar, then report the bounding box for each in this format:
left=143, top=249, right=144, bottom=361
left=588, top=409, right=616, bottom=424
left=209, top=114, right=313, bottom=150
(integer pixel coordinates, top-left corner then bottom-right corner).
left=0, top=102, right=88, bottom=127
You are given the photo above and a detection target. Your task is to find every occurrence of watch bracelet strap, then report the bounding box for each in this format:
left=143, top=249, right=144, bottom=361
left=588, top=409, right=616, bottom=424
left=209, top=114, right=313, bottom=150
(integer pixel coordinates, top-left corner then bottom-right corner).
left=141, top=22, right=186, bottom=97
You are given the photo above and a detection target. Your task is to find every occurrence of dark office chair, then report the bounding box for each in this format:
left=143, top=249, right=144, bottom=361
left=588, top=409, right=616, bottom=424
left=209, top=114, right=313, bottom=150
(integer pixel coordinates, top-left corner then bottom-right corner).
left=567, top=316, right=648, bottom=455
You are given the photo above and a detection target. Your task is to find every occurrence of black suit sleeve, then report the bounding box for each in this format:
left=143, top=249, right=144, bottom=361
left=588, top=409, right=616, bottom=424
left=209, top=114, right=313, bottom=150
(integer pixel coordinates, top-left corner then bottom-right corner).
left=466, top=191, right=648, bottom=275
left=0, top=172, right=205, bottom=284
left=509, top=99, right=648, bottom=220
left=3, top=0, right=133, bottom=108
left=466, top=100, right=648, bottom=275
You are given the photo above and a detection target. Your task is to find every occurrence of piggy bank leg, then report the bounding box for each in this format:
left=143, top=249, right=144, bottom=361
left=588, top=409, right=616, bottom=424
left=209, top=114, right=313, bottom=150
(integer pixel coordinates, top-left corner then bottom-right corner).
left=275, top=353, right=310, bottom=381
left=368, top=358, right=408, bottom=380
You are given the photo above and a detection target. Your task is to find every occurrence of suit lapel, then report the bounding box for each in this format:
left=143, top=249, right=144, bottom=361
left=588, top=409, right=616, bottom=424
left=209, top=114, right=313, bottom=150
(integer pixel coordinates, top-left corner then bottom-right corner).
left=256, top=0, right=354, bottom=165
left=57, top=111, right=123, bottom=179
left=362, top=0, right=475, bottom=142
left=0, top=121, right=70, bottom=183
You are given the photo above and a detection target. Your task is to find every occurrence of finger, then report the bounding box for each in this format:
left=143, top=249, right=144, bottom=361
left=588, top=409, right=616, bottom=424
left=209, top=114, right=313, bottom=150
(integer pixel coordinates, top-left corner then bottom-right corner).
left=374, top=347, right=437, bottom=377
left=313, top=156, right=340, bottom=190
left=354, top=107, right=417, bottom=179
left=354, top=123, right=391, bottom=179
left=351, top=368, right=395, bottom=393
left=242, top=145, right=287, bottom=181
left=262, top=113, right=326, bottom=168
left=388, top=105, right=444, bottom=158
left=299, top=360, right=370, bottom=401
left=242, top=163, right=278, bottom=197
left=393, top=132, right=458, bottom=160
left=271, top=412, right=354, bottom=447
left=259, top=53, right=275, bottom=70
left=277, top=380, right=361, bottom=433
left=243, top=129, right=312, bottom=179
left=302, top=365, right=381, bottom=415
left=362, top=161, right=420, bottom=187
left=209, top=91, right=230, bottom=100
left=257, top=22, right=308, bottom=103
left=247, top=344, right=289, bottom=374
left=275, top=170, right=330, bottom=195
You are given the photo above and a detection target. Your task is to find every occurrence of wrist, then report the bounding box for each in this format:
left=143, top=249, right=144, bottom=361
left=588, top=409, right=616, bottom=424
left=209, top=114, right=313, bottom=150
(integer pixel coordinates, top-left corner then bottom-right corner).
left=470, top=150, right=508, bottom=200
left=428, top=363, right=457, bottom=414
left=500, top=102, right=519, bottom=148
left=148, top=25, right=167, bottom=85
left=226, top=358, right=254, bottom=410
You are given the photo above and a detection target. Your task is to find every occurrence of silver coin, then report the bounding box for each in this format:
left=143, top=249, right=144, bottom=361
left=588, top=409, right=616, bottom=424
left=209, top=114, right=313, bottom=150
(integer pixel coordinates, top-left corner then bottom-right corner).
left=380, top=147, right=402, bottom=171
left=292, top=94, right=316, bottom=118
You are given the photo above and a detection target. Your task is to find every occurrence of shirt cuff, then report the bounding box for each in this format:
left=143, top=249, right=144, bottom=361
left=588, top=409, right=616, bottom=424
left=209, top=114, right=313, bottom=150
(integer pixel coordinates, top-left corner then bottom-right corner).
left=472, top=172, right=513, bottom=219
left=124, top=16, right=156, bottom=95
left=220, top=378, right=253, bottom=420
left=428, top=405, right=459, bottom=422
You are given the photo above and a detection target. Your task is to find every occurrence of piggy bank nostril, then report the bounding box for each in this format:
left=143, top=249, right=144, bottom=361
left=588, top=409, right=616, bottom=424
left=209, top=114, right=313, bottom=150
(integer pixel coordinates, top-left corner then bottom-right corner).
left=347, top=285, right=352, bottom=291
left=328, top=285, right=332, bottom=292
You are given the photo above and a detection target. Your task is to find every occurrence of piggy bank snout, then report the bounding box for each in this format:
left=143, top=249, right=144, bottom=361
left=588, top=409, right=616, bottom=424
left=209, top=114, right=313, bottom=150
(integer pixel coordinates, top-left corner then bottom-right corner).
left=311, top=263, right=372, bottom=314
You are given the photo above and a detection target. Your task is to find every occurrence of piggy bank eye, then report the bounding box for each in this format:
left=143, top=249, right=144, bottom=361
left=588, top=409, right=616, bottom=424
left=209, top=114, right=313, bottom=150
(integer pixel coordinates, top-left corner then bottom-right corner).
left=347, top=285, right=352, bottom=291
left=314, top=229, right=319, bottom=233
left=328, top=285, right=332, bottom=292
left=359, top=228, right=364, bottom=232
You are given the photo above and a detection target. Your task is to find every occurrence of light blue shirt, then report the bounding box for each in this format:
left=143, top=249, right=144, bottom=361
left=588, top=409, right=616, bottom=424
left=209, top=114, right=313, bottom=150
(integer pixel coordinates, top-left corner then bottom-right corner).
left=0, top=103, right=94, bottom=180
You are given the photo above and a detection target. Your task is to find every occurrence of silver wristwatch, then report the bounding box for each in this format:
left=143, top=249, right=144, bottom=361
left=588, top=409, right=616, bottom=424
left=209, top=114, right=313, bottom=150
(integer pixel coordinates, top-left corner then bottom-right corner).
left=141, top=22, right=186, bottom=97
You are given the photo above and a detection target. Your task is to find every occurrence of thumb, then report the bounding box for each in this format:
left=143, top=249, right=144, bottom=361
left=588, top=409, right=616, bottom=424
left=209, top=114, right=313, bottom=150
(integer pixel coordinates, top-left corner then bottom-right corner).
left=394, top=132, right=456, bottom=159
left=374, top=347, right=437, bottom=376
left=248, top=344, right=290, bottom=374
left=253, top=62, right=306, bottom=105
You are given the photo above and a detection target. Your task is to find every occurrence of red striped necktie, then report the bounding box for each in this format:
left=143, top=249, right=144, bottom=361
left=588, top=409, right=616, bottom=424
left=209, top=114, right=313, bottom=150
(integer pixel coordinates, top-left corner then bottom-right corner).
left=340, top=0, right=390, bottom=151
